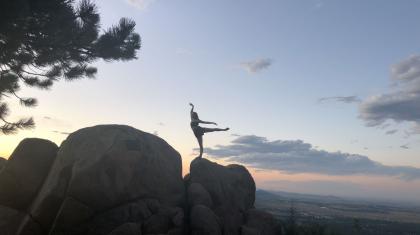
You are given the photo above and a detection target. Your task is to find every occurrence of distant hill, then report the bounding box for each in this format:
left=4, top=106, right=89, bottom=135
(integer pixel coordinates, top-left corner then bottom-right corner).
left=257, top=189, right=420, bottom=208
left=257, top=189, right=346, bottom=204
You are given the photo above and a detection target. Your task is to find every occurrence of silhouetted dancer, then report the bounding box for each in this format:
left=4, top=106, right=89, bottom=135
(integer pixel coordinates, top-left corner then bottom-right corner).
left=190, top=103, right=229, bottom=158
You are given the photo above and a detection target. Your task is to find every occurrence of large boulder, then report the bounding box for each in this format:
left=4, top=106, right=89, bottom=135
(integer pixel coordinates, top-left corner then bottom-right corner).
left=27, top=125, right=185, bottom=234
left=190, top=205, right=222, bottom=235
left=189, top=158, right=255, bottom=211
left=187, top=183, right=213, bottom=208
left=187, top=158, right=256, bottom=235
left=0, top=138, right=58, bottom=211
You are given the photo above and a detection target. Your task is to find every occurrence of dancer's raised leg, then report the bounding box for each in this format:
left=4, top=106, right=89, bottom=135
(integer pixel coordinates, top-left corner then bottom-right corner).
left=202, top=127, right=229, bottom=133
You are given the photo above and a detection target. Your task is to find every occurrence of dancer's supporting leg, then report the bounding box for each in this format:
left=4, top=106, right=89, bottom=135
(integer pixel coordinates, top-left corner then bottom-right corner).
left=197, top=135, right=203, bottom=158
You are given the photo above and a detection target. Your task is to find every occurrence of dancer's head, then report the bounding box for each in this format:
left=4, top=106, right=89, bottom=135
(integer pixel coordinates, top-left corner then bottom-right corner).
left=191, top=112, right=199, bottom=120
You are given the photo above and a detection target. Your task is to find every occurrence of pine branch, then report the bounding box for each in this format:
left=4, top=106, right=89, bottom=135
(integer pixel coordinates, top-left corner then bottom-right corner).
left=0, top=117, right=35, bottom=135
left=11, top=90, right=37, bottom=107
left=0, top=0, right=140, bottom=135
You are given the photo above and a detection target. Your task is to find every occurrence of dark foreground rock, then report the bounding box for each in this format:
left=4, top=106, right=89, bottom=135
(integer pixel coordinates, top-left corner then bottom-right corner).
left=108, top=223, right=141, bottom=235
left=0, top=205, right=25, bottom=234
left=0, top=125, right=280, bottom=235
left=0, top=157, right=6, bottom=172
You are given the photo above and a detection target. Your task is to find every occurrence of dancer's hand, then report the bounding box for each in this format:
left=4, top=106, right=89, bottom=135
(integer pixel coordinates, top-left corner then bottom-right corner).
left=189, top=103, right=194, bottom=107
left=212, top=122, right=217, bottom=125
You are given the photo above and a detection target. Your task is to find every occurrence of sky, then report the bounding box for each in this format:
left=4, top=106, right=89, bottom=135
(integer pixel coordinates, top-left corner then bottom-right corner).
left=1, top=0, right=420, bottom=203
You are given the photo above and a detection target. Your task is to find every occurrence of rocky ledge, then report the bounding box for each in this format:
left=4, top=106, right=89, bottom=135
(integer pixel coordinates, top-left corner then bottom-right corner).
left=0, top=125, right=280, bottom=235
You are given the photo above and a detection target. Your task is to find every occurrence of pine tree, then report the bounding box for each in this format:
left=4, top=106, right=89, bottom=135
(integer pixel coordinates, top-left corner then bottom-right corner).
left=0, top=0, right=141, bottom=134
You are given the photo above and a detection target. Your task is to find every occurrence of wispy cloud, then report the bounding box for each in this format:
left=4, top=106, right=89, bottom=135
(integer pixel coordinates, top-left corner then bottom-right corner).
left=359, top=55, right=420, bottom=135
left=385, top=129, right=398, bottom=135
left=204, top=135, right=420, bottom=180
left=175, top=48, right=192, bottom=55
left=240, top=58, right=273, bottom=74
left=400, top=144, right=410, bottom=149
left=318, top=96, right=361, bottom=104
left=40, top=115, right=72, bottom=129
left=126, top=0, right=157, bottom=10
left=52, top=130, right=70, bottom=135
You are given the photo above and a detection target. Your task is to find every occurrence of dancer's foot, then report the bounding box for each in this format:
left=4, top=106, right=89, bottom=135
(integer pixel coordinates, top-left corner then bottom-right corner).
left=224, top=127, right=230, bottom=131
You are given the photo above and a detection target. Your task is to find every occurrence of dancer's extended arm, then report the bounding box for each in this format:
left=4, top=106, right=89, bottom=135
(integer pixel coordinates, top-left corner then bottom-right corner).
left=189, top=103, right=194, bottom=116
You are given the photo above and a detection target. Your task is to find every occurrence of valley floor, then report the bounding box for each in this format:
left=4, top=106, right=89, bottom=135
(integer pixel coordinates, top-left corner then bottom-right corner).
left=256, top=190, right=420, bottom=235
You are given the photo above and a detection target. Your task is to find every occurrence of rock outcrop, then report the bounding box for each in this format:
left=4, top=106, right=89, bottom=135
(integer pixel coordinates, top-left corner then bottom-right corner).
left=0, top=125, right=280, bottom=235
left=188, top=158, right=255, bottom=211
left=185, top=158, right=280, bottom=235
left=26, top=125, right=185, bottom=235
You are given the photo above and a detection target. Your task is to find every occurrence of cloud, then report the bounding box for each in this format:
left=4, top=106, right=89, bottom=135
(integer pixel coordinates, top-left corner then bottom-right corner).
left=40, top=115, right=72, bottom=129
left=204, top=135, right=420, bottom=180
left=318, top=96, right=361, bottom=104
left=52, top=130, right=70, bottom=135
left=240, top=58, right=273, bottom=74
left=391, top=55, right=420, bottom=83
left=385, top=129, right=398, bottom=135
left=400, top=144, right=410, bottom=149
left=359, top=55, right=420, bottom=134
left=126, top=0, right=157, bottom=10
